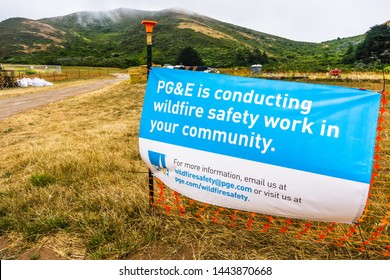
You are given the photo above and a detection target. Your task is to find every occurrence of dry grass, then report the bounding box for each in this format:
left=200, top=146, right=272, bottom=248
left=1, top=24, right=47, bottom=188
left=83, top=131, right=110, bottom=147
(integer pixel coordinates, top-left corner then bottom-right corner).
left=177, top=21, right=238, bottom=42
left=0, top=76, right=389, bottom=260
left=220, top=69, right=389, bottom=92
left=0, top=81, right=149, bottom=259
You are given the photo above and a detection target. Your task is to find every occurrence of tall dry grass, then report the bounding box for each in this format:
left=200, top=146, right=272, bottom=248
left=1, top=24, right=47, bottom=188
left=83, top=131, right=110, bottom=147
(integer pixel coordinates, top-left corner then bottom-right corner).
left=0, top=81, right=149, bottom=259
left=0, top=77, right=388, bottom=260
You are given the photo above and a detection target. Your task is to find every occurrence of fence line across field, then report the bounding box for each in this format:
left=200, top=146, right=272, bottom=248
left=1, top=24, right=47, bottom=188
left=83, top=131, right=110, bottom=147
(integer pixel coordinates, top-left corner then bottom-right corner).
left=21, top=69, right=114, bottom=82
left=0, top=69, right=121, bottom=89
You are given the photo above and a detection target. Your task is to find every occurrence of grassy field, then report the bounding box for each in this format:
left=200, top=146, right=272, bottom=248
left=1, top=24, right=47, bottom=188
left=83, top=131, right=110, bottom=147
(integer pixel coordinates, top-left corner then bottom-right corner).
left=0, top=74, right=389, bottom=260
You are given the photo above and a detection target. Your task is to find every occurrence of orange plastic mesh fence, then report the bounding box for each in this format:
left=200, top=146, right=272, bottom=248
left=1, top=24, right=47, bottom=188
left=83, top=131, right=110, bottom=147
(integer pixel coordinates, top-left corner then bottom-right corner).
left=150, top=91, right=390, bottom=258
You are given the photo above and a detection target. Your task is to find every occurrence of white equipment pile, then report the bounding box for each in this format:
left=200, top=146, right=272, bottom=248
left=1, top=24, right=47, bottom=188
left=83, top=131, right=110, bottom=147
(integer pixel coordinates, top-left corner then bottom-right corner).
left=17, top=77, right=53, bottom=87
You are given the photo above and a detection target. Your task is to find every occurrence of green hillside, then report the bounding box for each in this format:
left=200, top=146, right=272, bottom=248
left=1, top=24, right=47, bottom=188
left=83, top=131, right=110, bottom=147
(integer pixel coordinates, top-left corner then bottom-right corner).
left=0, top=8, right=378, bottom=70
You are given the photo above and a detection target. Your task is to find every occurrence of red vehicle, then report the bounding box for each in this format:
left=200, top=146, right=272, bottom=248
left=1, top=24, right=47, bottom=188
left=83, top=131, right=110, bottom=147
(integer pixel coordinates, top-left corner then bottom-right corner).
left=329, top=68, right=341, bottom=78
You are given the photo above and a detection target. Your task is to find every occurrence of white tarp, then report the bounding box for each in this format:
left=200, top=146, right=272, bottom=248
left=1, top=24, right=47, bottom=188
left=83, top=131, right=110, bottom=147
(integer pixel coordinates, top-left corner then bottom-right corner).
left=17, top=77, right=53, bottom=87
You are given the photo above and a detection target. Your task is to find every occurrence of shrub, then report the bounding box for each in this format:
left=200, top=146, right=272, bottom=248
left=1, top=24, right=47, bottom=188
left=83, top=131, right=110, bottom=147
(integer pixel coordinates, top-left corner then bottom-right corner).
left=30, top=173, right=56, bottom=187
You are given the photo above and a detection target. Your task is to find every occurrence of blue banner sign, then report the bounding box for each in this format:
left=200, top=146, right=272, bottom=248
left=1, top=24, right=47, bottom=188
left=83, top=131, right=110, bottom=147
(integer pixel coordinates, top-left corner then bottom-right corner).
left=139, top=68, right=380, bottom=223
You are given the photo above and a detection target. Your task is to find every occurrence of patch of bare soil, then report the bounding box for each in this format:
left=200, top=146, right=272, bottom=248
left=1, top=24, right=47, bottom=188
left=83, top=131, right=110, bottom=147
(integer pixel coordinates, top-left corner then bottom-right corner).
left=0, top=234, right=86, bottom=260
left=178, top=21, right=238, bottom=42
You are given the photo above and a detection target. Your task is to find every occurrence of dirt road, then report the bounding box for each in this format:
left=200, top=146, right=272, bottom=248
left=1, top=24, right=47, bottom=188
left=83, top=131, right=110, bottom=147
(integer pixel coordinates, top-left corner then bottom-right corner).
left=0, top=77, right=126, bottom=121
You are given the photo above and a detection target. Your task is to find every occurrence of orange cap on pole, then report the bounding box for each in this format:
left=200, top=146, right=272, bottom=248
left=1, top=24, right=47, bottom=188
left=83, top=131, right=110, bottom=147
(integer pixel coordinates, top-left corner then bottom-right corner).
left=141, top=20, right=158, bottom=33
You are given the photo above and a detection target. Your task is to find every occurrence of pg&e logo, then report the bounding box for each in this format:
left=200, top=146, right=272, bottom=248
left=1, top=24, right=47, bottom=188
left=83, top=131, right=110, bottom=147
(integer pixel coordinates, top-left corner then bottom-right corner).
left=148, top=150, right=169, bottom=177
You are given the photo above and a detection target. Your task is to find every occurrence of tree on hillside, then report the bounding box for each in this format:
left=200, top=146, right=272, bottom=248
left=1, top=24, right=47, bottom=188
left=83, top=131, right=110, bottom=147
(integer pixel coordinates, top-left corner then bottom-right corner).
left=354, top=24, right=390, bottom=64
left=342, top=44, right=356, bottom=64
left=175, top=46, right=204, bottom=66
left=234, top=47, right=269, bottom=66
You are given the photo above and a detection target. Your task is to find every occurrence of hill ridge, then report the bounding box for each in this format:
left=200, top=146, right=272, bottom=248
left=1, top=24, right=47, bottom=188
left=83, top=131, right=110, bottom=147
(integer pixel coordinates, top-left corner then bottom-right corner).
left=0, top=8, right=378, bottom=70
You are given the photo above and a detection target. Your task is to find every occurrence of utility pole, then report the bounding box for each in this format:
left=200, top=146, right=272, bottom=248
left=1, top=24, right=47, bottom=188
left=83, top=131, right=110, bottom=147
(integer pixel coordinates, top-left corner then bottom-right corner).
left=141, top=20, right=158, bottom=210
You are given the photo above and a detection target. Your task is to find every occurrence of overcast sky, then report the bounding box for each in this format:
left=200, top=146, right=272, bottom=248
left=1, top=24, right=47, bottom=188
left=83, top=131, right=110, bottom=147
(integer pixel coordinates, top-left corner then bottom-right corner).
left=1, top=0, right=389, bottom=42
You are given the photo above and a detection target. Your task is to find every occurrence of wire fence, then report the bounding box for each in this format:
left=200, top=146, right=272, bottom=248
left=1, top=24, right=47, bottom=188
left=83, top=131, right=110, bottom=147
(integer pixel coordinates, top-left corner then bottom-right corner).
left=19, top=69, right=114, bottom=82
left=0, top=66, right=125, bottom=89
